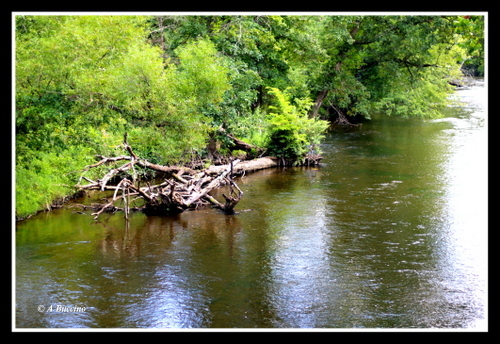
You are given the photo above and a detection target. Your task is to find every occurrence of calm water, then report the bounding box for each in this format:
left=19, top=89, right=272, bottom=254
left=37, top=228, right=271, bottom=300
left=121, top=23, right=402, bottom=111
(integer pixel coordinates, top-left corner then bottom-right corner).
left=15, top=81, right=487, bottom=330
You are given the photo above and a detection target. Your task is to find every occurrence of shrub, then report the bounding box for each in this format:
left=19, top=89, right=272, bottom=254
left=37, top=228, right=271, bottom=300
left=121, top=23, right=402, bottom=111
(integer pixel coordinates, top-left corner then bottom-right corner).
left=15, top=145, right=95, bottom=219
left=266, top=87, right=329, bottom=163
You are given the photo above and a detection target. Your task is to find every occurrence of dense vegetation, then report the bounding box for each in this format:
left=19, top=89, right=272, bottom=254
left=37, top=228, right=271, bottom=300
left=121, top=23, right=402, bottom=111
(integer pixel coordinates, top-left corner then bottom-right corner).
left=15, top=14, right=484, bottom=219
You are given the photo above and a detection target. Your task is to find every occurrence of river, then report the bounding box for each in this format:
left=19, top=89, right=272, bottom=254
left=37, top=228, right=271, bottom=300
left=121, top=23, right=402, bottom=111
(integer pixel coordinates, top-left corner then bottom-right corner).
left=14, top=80, right=487, bottom=330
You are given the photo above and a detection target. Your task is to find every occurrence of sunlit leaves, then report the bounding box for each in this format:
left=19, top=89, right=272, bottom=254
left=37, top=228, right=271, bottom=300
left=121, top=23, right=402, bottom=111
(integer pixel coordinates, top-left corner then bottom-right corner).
left=267, top=87, right=329, bottom=160
left=174, top=38, right=231, bottom=113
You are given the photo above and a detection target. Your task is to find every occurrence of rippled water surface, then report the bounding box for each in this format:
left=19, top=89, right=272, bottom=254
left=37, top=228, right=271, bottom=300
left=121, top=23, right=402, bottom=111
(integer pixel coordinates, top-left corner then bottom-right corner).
left=15, top=81, right=487, bottom=329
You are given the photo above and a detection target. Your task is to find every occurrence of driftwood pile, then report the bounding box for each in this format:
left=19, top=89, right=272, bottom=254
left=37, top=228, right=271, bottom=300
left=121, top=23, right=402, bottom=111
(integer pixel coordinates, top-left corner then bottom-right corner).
left=76, top=131, right=325, bottom=219
left=76, top=135, right=281, bottom=220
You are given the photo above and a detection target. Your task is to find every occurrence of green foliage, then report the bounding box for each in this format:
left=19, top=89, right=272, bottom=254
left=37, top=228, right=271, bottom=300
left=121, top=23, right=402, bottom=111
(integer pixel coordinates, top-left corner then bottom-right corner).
left=453, top=16, right=485, bottom=76
left=266, top=88, right=329, bottom=161
left=15, top=14, right=484, bottom=218
left=15, top=145, right=96, bottom=219
left=234, top=107, right=270, bottom=148
left=368, top=42, right=463, bottom=118
left=151, top=15, right=324, bottom=127
left=15, top=16, right=231, bottom=218
left=311, top=15, right=475, bottom=119
left=173, top=38, right=231, bottom=114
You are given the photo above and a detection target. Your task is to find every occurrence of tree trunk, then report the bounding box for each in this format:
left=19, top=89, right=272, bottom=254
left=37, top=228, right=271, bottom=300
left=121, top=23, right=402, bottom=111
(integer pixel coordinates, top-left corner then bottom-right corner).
left=204, top=157, right=279, bottom=175
left=308, top=89, right=329, bottom=118
left=330, top=102, right=360, bottom=127
left=217, top=127, right=265, bottom=157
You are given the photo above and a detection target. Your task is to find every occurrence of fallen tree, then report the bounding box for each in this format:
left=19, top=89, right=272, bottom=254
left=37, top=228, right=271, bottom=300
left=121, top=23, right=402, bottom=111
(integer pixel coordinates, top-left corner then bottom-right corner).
left=77, top=139, right=240, bottom=219
left=76, top=134, right=286, bottom=219
left=203, top=156, right=279, bottom=175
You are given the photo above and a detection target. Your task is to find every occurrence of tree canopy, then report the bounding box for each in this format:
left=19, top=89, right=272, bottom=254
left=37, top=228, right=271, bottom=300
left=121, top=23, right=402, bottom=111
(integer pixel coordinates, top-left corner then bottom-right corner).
left=14, top=14, right=485, bottom=219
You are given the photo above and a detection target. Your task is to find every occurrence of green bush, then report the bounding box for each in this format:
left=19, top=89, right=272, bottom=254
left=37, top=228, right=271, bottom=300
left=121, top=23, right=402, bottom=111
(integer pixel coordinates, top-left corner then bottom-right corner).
left=15, top=145, right=95, bottom=219
left=266, top=87, right=329, bottom=162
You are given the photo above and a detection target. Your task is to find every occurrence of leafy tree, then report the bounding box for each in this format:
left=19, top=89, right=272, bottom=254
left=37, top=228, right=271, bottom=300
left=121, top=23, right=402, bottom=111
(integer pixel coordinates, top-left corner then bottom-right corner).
left=16, top=16, right=150, bottom=150
left=149, top=15, right=320, bottom=132
left=173, top=38, right=231, bottom=115
left=309, top=15, right=469, bottom=119
left=452, top=15, right=485, bottom=76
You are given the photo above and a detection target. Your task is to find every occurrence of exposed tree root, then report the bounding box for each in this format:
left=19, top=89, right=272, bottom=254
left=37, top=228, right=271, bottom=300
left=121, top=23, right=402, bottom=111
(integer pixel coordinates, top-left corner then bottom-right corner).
left=330, top=102, right=361, bottom=127
left=76, top=134, right=249, bottom=219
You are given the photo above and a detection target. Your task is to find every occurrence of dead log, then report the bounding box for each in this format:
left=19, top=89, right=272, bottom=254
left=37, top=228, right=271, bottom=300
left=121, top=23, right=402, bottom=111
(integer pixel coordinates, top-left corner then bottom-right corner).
left=204, top=157, right=279, bottom=175
left=76, top=136, right=246, bottom=218
left=217, top=126, right=265, bottom=157
left=184, top=159, right=239, bottom=207
left=136, top=160, right=196, bottom=176
left=227, top=133, right=256, bottom=152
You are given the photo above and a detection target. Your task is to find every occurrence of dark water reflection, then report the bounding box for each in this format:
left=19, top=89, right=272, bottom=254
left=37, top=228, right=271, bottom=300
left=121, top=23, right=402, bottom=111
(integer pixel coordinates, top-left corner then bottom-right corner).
left=15, top=81, right=487, bottom=329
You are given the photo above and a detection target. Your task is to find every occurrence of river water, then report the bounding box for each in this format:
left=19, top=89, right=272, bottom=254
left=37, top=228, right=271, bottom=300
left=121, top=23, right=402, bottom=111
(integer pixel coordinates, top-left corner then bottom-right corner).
left=15, top=80, right=487, bottom=330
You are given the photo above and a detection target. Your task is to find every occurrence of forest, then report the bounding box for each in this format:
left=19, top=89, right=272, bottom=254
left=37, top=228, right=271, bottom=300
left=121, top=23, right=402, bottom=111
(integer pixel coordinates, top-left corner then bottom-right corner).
left=14, top=14, right=484, bottom=220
